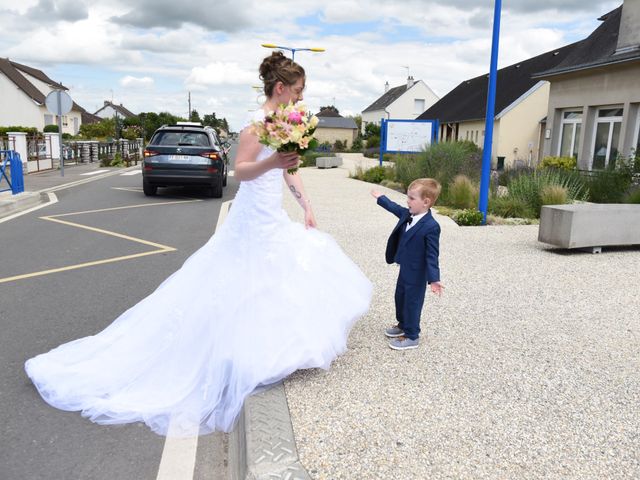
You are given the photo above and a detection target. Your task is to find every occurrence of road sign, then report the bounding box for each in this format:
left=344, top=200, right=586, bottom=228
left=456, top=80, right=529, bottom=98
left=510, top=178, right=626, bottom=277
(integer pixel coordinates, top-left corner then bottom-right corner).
left=45, top=90, right=73, bottom=176
left=45, top=90, right=73, bottom=116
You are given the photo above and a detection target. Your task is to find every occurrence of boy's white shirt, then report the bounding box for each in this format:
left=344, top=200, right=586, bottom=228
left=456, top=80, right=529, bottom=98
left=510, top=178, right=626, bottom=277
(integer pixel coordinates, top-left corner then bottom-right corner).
left=406, top=210, right=428, bottom=231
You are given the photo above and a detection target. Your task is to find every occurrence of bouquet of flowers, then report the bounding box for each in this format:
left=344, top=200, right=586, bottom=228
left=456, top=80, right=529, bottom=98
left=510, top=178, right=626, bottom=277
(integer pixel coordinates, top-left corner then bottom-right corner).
left=252, top=101, right=319, bottom=174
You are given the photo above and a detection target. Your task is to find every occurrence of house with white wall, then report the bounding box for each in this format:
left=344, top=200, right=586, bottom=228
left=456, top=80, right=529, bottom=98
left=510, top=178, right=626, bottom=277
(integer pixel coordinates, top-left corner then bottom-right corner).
left=94, top=101, right=136, bottom=120
left=0, top=58, right=83, bottom=135
left=361, top=77, right=439, bottom=134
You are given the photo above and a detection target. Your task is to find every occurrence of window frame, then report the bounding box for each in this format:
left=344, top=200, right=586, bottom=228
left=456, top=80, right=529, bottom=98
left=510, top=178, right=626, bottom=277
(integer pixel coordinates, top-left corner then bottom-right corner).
left=557, top=109, right=582, bottom=159
left=590, top=106, right=624, bottom=170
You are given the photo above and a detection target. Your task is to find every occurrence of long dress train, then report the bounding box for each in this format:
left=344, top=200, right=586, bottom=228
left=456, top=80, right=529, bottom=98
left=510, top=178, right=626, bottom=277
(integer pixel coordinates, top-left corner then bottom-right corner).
left=25, top=124, right=373, bottom=436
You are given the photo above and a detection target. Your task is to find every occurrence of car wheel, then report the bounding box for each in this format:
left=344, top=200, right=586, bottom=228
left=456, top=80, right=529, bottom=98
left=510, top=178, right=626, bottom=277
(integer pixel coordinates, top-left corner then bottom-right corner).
left=209, top=175, right=223, bottom=198
left=143, top=179, right=157, bottom=196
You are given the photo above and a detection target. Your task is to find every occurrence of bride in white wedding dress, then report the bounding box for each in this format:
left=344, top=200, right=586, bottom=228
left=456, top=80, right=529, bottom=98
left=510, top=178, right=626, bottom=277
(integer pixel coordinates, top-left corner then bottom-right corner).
left=25, top=52, right=372, bottom=436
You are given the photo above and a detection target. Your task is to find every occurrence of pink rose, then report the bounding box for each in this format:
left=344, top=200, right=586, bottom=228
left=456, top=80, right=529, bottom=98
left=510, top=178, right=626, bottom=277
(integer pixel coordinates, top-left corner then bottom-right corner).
left=288, top=111, right=303, bottom=124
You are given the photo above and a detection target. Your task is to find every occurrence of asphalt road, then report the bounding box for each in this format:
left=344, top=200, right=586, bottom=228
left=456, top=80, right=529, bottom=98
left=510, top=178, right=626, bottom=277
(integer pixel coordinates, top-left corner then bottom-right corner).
left=0, top=147, right=239, bottom=479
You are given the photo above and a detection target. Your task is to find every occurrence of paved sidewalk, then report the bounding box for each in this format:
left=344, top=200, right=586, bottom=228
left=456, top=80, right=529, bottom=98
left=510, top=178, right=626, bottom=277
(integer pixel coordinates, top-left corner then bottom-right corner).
left=274, top=162, right=640, bottom=479
left=0, top=163, right=137, bottom=220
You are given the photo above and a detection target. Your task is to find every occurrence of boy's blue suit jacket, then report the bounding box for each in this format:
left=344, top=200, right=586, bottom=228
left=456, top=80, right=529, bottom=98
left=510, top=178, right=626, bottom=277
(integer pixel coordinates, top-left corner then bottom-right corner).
left=377, top=195, right=440, bottom=285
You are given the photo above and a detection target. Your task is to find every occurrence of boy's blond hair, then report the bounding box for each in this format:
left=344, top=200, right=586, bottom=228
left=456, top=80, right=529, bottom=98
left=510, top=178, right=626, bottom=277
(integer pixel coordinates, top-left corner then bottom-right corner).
left=408, top=178, right=441, bottom=204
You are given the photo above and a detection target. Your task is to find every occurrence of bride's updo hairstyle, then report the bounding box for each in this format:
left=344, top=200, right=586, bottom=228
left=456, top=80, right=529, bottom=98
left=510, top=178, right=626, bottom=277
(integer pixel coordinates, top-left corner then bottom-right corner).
left=259, top=51, right=305, bottom=97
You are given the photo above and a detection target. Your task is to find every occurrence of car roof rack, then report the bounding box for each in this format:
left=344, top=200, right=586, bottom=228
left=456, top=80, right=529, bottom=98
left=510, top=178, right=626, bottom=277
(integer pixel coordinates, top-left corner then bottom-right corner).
left=174, top=122, right=203, bottom=127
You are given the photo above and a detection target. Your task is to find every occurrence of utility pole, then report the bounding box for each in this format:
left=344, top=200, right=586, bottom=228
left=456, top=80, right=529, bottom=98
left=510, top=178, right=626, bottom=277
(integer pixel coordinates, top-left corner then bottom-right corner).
left=188, top=92, right=192, bottom=121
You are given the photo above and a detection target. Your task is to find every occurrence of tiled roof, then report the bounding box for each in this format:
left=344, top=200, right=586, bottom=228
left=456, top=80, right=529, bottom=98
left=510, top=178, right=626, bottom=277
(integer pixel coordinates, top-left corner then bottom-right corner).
left=534, top=6, right=640, bottom=79
left=317, top=117, right=358, bottom=129
left=0, top=58, right=82, bottom=113
left=94, top=101, right=136, bottom=118
left=362, top=82, right=416, bottom=112
left=417, top=43, right=578, bottom=123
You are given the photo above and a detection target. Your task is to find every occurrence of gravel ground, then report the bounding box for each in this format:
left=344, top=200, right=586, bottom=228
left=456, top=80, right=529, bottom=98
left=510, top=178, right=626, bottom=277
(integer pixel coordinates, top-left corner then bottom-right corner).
left=282, top=160, right=640, bottom=480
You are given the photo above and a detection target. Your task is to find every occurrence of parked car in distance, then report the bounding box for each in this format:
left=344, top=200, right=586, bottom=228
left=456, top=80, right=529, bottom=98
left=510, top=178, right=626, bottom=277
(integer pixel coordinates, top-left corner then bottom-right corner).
left=142, top=122, right=229, bottom=198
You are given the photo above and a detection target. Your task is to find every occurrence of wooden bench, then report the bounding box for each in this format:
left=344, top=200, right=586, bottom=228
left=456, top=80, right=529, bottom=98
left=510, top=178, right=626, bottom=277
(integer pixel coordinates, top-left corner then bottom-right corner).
left=316, top=156, right=342, bottom=169
left=538, top=204, right=640, bottom=253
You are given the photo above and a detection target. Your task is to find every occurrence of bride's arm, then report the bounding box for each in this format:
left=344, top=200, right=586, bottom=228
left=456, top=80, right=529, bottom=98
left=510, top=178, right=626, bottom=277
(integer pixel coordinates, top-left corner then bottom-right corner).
left=234, top=128, right=298, bottom=181
left=284, top=170, right=317, bottom=228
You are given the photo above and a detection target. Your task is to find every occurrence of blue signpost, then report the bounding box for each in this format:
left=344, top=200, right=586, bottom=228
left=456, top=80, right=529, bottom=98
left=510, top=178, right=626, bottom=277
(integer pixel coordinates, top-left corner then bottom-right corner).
left=379, top=118, right=439, bottom=166
left=478, top=0, right=502, bottom=224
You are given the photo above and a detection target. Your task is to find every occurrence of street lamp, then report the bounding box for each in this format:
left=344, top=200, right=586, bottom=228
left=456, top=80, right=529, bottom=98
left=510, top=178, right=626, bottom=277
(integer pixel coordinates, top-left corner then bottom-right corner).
left=261, top=43, right=325, bottom=61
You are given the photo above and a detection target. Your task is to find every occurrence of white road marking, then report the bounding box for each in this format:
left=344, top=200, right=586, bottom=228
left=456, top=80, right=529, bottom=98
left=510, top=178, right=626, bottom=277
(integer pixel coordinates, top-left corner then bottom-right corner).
left=156, top=421, right=199, bottom=480
left=121, top=170, right=141, bottom=176
left=228, top=170, right=234, bottom=177
left=155, top=199, right=232, bottom=479
left=80, top=169, right=110, bottom=175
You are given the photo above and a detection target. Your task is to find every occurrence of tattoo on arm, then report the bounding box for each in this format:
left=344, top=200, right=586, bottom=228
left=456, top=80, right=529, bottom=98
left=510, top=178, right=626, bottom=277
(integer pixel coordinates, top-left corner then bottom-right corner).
left=289, top=185, right=302, bottom=199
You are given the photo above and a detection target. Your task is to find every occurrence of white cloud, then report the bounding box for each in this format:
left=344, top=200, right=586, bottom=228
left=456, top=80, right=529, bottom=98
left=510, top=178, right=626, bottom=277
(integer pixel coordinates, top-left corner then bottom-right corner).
left=120, top=75, right=154, bottom=88
left=186, top=62, right=256, bottom=87
left=0, top=0, right=620, bottom=130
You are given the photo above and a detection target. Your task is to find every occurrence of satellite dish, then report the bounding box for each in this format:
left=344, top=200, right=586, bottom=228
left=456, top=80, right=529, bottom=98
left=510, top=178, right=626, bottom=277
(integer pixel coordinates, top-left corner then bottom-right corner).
left=45, top=90, right=73, bottom=116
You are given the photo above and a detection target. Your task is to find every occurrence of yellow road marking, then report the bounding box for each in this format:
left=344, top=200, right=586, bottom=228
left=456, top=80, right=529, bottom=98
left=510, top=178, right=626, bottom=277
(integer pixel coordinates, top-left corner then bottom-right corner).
left=0, top=250, right=174, bottom=284
left=0, top=199, right=203, bottom=284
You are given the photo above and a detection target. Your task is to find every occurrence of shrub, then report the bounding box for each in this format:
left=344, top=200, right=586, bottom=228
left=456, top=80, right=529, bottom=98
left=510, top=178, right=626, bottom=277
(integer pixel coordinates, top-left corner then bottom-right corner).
left=0, top=126, right=38, bottom=136
left=360, top=165, right=395, bottom=184
left=366, top=135, right=380, bottom=149
left=507, top=168, right=587, bottom=217
left=488, top=195, right=534, bottom=218
left=110, top=152, right=125, bottom=167
left=623, top=187, right=640, bottom=204
left=380, top=180, right=405, bottom=192
left=585, top=167, right=633, bottom=203
left=452, top=209, right=484, bottom=226
left=446, top=175, right=478, bottom=209
left=540, top=184, right=568, bottom=206
left=496, top=165, right=535, bottom=186
left=540, top=156, right=577, bottom=170
left=350, top=137, right=363, bottom=151
left=44, top=124, right=59, bottom=133
left=332, top=139, right=346, bottom=152
left=394, top=141, right=482, bottom=192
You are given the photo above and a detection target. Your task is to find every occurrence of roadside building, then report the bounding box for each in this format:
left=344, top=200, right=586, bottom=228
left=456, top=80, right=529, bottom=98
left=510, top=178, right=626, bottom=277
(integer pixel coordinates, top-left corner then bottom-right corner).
left=417, top=44, right=577, bottom=169
left=534, top=2, right=640, bottom=170
left=0, top=58, right=84, bottom=135
left=361, top=77, right=439, bottom=135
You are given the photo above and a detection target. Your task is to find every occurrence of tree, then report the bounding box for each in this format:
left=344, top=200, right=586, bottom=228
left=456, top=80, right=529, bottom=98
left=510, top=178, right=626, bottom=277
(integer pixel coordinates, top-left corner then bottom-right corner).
left=78, top=118, right=116, bottom=139
left=190, top=109, right=201, bottom=123
left=317, top=105, right=340, bottom=117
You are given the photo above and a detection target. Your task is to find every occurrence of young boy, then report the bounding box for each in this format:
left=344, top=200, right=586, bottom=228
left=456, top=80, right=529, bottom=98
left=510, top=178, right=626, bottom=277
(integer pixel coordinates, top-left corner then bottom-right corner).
left=371, top=178, right=443, bottom=350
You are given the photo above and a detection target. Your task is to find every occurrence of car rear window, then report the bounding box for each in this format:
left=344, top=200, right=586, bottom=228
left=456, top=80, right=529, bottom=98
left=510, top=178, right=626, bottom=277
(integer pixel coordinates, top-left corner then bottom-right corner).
left=151, top=131, right=211, bottom=147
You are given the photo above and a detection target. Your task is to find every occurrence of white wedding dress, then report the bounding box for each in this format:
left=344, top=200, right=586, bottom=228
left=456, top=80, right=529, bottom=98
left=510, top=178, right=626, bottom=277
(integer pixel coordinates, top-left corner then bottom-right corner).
left=25, top=121, right=373, bottom=436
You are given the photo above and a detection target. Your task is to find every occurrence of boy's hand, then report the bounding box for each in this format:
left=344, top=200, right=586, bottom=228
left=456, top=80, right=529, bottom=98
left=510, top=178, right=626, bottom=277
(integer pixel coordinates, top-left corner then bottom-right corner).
left=430, top=282, right=444, bottom=296
left=370, top=189, right=383, bottom=199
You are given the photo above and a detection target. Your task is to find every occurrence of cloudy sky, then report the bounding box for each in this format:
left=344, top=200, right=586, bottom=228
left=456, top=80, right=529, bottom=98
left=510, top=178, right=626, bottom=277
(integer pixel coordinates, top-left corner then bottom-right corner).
left=0, top=0, right=621, bottom=131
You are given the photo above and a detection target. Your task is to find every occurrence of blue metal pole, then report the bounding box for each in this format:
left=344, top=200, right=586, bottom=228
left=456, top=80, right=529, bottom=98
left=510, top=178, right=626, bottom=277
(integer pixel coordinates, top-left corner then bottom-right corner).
left=379, top=118, right=386, bottom=166
left=478, top=0, right=502, bottom=224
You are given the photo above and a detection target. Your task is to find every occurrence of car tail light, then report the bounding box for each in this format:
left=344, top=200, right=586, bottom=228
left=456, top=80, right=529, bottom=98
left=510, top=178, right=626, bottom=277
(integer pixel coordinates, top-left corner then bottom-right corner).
left=207, top=167, right=219, bottom=173
left=144, top=150, right=158, bottom=157
left=144, top=164, right=153, bottom=171
left=200, top=152, right=219, bottom=160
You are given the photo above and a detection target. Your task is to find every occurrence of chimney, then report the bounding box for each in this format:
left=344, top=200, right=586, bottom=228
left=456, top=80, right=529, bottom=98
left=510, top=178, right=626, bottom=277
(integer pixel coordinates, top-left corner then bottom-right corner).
left=384, top=81, right=390, bottom=93
left=104, top=100, right=109, bottom=106
left=407, top=76, right=415, bottom=89
left=616, top=0, right=640, bottom=54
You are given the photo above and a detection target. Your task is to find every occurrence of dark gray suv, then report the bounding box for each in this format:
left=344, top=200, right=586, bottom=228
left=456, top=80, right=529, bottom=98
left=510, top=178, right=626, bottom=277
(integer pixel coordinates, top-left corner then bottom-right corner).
left=142, top=123, right=229, bottom=198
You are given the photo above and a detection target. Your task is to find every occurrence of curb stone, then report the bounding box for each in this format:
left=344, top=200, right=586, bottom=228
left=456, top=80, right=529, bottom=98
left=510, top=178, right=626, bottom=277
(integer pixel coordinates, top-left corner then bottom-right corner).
left=231, top=383, right=312, bottom=480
